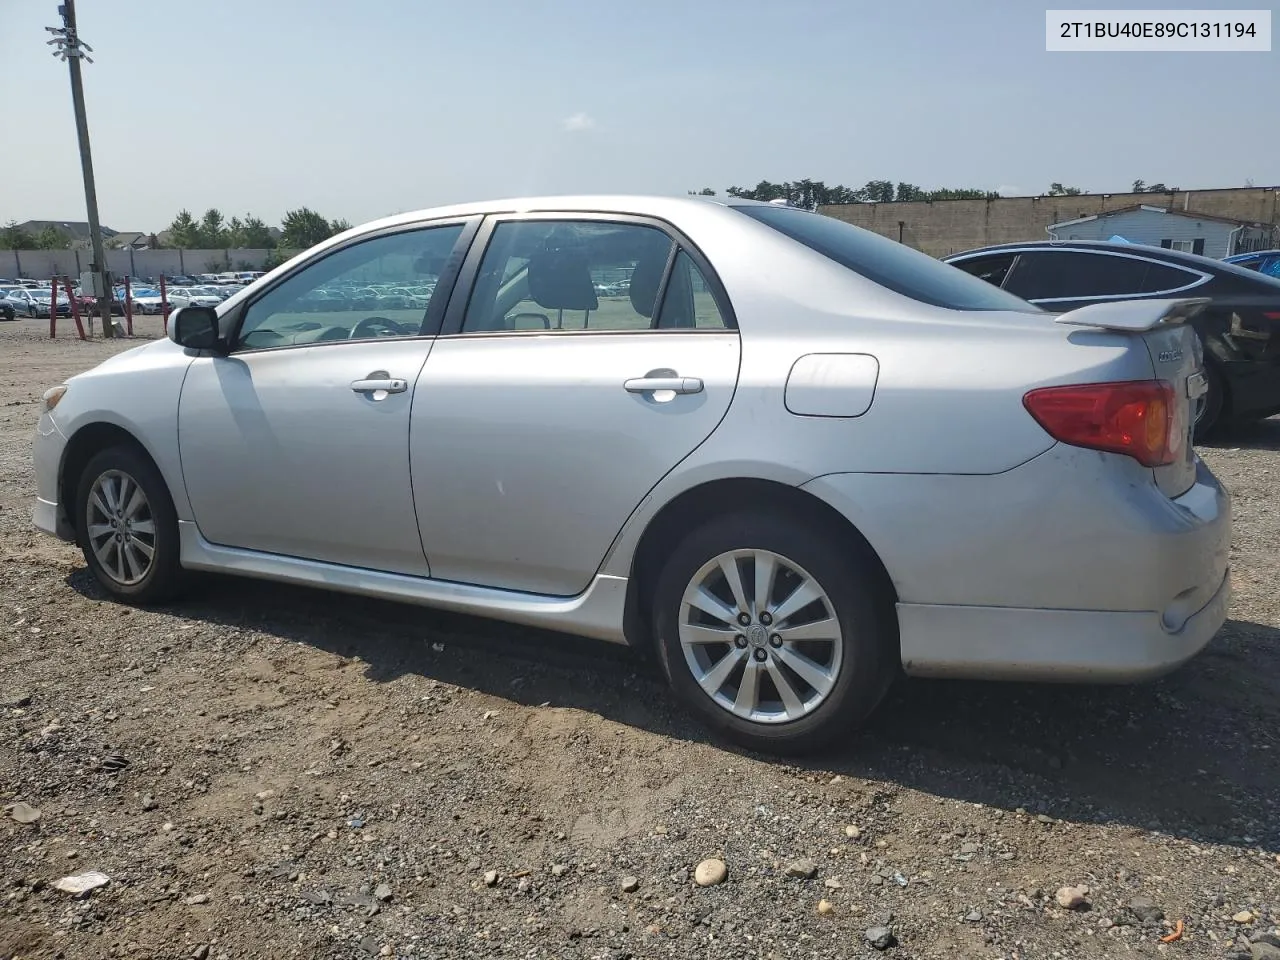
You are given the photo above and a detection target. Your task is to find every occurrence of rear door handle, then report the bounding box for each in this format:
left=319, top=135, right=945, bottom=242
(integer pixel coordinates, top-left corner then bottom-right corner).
left=624, top=376, right=704, bottom=395
left=351, top=377, right=408, bottom=395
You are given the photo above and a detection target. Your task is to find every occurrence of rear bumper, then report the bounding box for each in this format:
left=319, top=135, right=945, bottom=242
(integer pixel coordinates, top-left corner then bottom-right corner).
left=897, top=567, right=1230, bottom=681
left=802, top=444, right=1232, bottom=682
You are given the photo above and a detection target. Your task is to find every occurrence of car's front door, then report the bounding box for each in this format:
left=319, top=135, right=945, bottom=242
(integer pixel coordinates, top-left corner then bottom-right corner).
left=177, top=219, right=475, bottom=576
left=411, top=215, right=742, bottom=596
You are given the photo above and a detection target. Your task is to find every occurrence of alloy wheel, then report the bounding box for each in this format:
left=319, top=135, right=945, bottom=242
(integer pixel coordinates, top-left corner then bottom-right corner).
left=677, top=548, right=843, bottom=724
left=85, top=469, right=157, bottom=585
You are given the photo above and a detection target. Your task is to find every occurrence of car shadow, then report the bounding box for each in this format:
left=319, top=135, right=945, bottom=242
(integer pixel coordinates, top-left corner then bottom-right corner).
left=1199, top=414, right=1280, bottom=452
left=67, top=569, right=1280, bottom=851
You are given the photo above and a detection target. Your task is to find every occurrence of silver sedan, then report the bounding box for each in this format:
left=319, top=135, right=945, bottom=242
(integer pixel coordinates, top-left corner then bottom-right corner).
left=31, top=195, right=1231, bottom=754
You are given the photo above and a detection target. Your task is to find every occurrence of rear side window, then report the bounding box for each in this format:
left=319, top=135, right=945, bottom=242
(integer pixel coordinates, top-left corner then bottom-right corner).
left=1139, top=261, right=1203, bottom=294
left=1003, top=251, right=1148, bottom=301
left=734, top=205, right=1038, bottom=312
left=950, top=253, right=1018, bottom=287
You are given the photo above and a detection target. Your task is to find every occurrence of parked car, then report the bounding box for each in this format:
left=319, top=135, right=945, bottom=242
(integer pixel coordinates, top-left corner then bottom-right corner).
left=944, top=240, right=1280, bottom=437
left=128, top=288, right=166, bottom=314
left=4, top=288, right=70, bottom=317
left=32, top=195, right=1231, bottom=753
left=168, top=287, right=223, bottom=309
left=0, top=287, right=18, bottom=321
left=1223, top=249, right=1280, bottom=279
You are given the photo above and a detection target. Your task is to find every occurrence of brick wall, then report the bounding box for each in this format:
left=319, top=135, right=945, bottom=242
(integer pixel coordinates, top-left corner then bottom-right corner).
left=818, top=187, right=1280, bottom=257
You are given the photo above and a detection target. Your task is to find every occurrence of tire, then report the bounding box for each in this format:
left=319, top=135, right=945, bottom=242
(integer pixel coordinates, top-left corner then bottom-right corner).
left=75, top=445, right=185, bottom=604
left=652, top=511, right=897, bottom=755
left=1193, top=362, right=1225, bottom=441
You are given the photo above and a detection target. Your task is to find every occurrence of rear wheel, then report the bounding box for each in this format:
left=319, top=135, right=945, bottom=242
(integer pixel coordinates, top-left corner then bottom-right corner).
left=75, top=446, right=185, bottom=604
left=652, top=512, right=896, bottom=755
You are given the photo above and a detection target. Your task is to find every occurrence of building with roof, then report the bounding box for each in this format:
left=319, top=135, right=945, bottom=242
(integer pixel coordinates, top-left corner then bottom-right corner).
left=818, top=184, right=1280, bottom=256
left=1046, top=204, right=1274, bottom=258
left=14, top=220, right=118, bottom=244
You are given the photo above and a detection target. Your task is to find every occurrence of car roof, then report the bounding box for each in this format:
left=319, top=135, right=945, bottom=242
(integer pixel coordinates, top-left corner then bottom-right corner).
left=1224, top=249, right=1280, bottom=260
left=948, top=238, right=1276, bottom=276
left=340, top=193, right=772, bottom=234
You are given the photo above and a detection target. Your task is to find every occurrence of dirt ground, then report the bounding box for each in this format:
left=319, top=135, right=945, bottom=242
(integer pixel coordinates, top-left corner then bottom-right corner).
left=2, top=317, right=1278, bottom=960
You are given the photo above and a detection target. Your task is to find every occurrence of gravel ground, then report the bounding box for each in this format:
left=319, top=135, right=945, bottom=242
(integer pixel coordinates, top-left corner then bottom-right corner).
left=2, top=318, right=1279, bottom=960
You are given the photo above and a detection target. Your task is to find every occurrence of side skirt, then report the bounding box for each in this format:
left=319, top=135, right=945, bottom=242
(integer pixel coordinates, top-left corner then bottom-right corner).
left=177, top=521, right=631, bottom=644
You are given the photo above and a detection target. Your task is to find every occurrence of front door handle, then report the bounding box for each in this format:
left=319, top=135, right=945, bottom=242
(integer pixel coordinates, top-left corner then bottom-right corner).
left=351, top=377, right=408, bottom=395
left=624, top=376, right=704, bottom=395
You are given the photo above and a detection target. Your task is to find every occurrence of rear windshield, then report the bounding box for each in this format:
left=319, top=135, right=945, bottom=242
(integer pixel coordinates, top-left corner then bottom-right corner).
left=734, top=205, right=1040, bottom=312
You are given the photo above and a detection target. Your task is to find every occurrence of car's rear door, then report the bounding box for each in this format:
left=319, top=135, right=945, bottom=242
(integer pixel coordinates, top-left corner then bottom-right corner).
left=409, top=213, right=741, bottom=596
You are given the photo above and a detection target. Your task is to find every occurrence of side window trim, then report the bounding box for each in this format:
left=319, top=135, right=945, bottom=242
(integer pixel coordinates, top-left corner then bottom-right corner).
left=983, top=247, right=1212, bottom=304
left=438, top=211, right=738, bottom=337
left=224, top=215, right=482, bottom=353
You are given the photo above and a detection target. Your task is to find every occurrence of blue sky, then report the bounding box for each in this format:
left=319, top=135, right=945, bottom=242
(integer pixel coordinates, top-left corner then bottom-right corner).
left=4, top=0, right=1276, bottom=233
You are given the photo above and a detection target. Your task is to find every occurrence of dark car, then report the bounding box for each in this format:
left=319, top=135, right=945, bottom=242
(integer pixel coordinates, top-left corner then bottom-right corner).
left=944, top=240, right=1280, bottom=437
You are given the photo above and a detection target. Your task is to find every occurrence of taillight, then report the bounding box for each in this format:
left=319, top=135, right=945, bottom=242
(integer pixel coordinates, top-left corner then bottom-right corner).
left=1022, top=380, right=1178, bottom=467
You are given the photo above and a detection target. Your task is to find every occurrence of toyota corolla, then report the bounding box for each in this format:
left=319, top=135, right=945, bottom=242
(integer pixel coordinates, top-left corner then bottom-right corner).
left=32, top=195, right=1231, bottom=753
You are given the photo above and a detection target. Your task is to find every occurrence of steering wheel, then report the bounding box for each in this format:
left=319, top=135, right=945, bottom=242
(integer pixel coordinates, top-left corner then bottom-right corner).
left=349, top=315, right=407, bottom=339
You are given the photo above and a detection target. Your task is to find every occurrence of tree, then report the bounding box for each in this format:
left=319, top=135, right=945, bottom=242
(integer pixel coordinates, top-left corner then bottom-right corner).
left=1047, top=182, right=1083, bottom=196
left=280, top=207, right=338, bottom=249
left=859, top=180, right=896, bottom=203
left=330, top=217, right=352, bottom=233
left=1132, top=180, right=1146, bottom=192
left=167, top=210, right=200, bottom=248
left=0, top=221, right=34, bottom=249
left=33, top=226, right=70, bottom=250
left=197, top=208, right=227, bottom=248
left=240, top=215, right=275, bottom=248
left=688, top=187, right=716, bottom=196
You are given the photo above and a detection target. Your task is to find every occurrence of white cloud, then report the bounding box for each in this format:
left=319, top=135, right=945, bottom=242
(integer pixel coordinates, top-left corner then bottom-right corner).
left=561, top=112, right=595, bottom=132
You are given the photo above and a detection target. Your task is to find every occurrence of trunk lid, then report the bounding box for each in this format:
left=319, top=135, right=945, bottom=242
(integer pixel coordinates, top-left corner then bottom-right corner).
left=1055, top=298, right=1208, bottom=498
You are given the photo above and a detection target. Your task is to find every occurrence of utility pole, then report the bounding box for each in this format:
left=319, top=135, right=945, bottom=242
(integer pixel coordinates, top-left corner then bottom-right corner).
left=47, top=0, right=114, bottom=338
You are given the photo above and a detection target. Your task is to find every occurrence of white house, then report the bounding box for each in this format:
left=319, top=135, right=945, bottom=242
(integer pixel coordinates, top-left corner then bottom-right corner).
left=1047, top=204, right=1275, bottom=258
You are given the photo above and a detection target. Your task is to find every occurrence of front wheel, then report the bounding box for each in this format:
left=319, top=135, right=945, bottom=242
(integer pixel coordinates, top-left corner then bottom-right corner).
left=75, top=446, right=185, bottom=604
left=652, top=512, right=896, bottom=755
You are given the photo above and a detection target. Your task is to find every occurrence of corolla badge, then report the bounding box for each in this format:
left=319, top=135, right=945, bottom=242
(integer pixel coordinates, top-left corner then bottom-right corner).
left=1157, top=349, right=1184, bottom=363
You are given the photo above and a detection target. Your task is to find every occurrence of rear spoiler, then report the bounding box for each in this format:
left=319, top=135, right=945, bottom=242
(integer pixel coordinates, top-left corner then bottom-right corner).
left=1054, top=297, right=1211, bottom=332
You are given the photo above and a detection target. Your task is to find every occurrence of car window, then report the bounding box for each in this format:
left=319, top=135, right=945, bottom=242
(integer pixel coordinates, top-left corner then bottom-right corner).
left=733, top=205, right=1038, bottom=312
left=1002, top=251, right=1149, bottom=301
left=655, top=250, right=730, bottom=329
left=460, top=220, right=676, bottom=333
left=235, top=223, right=463, bottom=350
left=1138, top=261, right=1203, bottom=294
left=1260, top=256, right=1280, bottom=279
left=949, top=253, right=1019, bottom=288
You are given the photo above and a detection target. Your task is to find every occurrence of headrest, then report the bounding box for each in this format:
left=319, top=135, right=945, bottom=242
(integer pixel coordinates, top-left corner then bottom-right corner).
left=527, top=249, right=598, bottom=312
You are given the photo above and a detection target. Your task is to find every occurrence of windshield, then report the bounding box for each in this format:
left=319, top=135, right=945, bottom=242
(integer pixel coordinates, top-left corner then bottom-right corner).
left=734, top=205, right=1040, bottom=312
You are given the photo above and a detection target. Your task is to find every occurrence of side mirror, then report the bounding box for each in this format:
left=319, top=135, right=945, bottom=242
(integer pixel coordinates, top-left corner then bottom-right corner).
left=169, top=305, right=222, bottom=351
